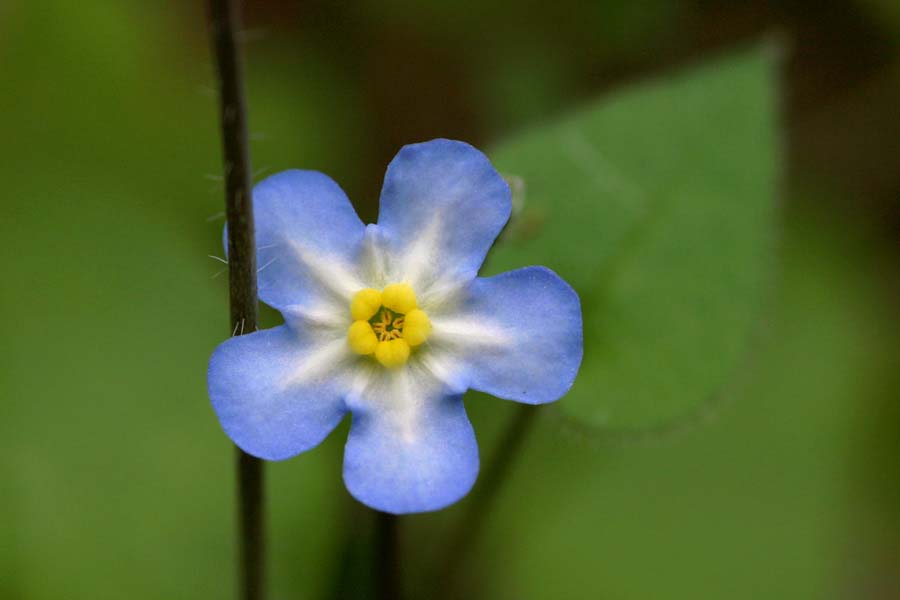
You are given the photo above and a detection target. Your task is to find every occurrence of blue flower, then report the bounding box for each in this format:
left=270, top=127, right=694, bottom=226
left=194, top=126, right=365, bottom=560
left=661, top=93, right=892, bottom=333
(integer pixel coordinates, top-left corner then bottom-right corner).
left=208, top=139, right=583, bottom=514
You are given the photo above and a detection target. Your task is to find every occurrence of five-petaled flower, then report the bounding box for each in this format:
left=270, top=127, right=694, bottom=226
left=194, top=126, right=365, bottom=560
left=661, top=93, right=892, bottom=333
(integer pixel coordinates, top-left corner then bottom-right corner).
left=208, top=139, right=583, bottom=514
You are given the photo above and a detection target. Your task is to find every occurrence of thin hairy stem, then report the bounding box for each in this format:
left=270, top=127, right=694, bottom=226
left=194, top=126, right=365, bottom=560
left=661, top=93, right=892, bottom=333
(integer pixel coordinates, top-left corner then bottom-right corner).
left=208, top=0, right=264, bottom=598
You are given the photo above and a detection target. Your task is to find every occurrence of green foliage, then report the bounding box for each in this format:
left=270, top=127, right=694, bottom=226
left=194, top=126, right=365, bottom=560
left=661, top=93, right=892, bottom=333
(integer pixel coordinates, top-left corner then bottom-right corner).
left=2, top=3, right=897, bottom=598
left=0, top=4, right=348, bottom=598
left=487, top=45, right=779, bottom=430
left=463, top=205, right=898, bottom=600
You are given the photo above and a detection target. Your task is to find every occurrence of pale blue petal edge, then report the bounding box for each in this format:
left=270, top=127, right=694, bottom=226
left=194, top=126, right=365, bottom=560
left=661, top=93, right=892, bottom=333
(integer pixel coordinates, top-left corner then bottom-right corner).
left=208, top=326, right=348, bottom=460
left=461, top=266, right=583, bottom=404
left=225, top=170, right=366, bottom=312
left=377, top=139, right=511, bottom=282
left=343, top=394, right=479, bottom=514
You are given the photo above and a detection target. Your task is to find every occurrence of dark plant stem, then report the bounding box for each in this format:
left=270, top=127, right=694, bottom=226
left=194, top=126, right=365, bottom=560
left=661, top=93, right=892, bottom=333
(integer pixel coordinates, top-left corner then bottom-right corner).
left=208, top=1, right=264, bottom=599
left=375, top=511, right=401, bottom=600
left=439, top=406, right=539, bottom=594
left=236, top=450, right=265, bottom=600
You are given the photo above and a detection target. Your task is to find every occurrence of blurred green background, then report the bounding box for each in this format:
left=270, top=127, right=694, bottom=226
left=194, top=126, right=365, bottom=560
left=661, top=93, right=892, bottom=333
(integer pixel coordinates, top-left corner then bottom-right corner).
left=1, top=1, right=898, bottom=599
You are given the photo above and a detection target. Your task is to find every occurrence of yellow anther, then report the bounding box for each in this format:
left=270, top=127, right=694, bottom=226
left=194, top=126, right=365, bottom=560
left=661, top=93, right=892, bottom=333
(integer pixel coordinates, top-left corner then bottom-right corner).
left=350, top=288, right=383, bottom=321
left=402, top=309, right=431, bottom=347
left=381, top=283, right=417, bottom=314
left=347, top=320, right=378, bottom=355
left=375, top=339, right=410, bottom=368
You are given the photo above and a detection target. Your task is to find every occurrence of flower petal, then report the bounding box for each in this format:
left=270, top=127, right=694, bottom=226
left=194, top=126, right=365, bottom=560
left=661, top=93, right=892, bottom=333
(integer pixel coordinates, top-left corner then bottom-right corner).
left=208, top=326, right=349, bottom=460
left=233, top=170, right=367, bottom=313
left=432, top=266, right=583, bottom=404
left=342, top=367, right=479, bottom=514
left=377, top=139, right=511, bottom=291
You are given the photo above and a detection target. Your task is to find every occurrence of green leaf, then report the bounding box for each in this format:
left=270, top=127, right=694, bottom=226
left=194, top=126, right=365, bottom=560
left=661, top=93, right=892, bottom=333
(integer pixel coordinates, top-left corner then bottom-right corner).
left=472, top=204, right=896, bottom=600
left=486, top=43, right=780, bottom=430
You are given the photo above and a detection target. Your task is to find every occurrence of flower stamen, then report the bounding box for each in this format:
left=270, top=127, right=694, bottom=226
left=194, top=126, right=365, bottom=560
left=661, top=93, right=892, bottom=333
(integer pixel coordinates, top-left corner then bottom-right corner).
left=346, top=284, right=432, bottom=367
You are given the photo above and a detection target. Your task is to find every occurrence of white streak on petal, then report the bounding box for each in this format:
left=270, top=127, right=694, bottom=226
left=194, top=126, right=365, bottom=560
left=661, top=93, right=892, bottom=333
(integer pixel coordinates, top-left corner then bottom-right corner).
left=386, top=214, right=478, bottom=311
left=281, top=303, right=348, bottom=330
left=391, top=368, right=423, bottom=442
left=350, top=365, right=444, bottom=444
left=361, top=225, right=390, bottom=289
left=345, top=361, right=378, bottom=406
left=288, top=239, right=366, bottom=301
left=429, top=316, right=512, bottom=348
left=417, top=351, right=468, bottom=394
left=396, top=216, right=441, bottom=291
left=417, top=273, right=471, bottom=313
left=282, top=337, right=353, bottom=390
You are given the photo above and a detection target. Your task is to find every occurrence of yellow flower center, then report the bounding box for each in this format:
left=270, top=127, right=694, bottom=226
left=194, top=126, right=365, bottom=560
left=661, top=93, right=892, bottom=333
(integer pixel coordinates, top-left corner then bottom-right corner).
left=346, top=283, right=432, bottom=368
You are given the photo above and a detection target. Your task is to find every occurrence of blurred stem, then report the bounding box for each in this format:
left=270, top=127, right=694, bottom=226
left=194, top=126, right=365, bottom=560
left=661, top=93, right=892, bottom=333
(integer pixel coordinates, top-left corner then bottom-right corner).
left=438, top=405, right=539, bottom=594
left=208, top=1, right=265, bottom=599
left=375, top=511, right=402, bottom=600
